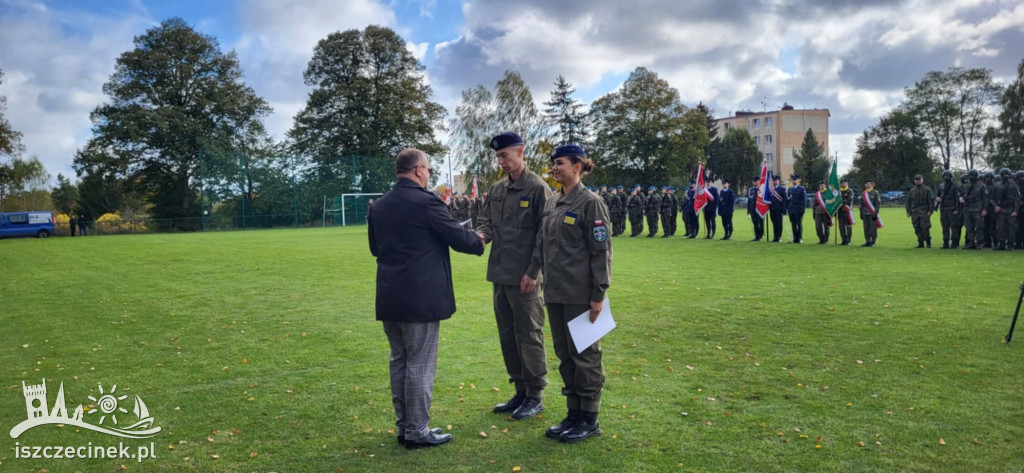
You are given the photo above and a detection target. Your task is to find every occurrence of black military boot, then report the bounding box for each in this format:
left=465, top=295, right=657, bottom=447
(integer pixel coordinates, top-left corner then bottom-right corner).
left=926, top=238, right=931, bottom=248
left=951, top=239, right=959, bottom=249
left=545, top=409, right=580, bottom=439
left=493, top=392, right=525, bottom=414
left=511, top=397, right=544, bottom=420
left=941, top=240, right=949, bottom=249
left=560, top=411, right=601, bottom=443
left=916, top=240, right=924, bottom=248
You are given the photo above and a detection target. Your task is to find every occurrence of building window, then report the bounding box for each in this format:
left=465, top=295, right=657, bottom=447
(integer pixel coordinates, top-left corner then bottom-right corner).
left=755, top=136, right=760, bottom=145
left=753, top=118, right=760, bottom=127
left=765, top=134, right=773, bottom=144
left=765, top=153, right=774, bottom=163
left=765, top=117, right=773, bottom=127
left=724, top=122, right=731, bottom=130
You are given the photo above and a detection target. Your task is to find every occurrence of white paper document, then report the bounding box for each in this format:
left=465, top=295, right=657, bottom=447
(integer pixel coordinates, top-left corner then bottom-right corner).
left=567, top=298, right=615, bottom=354
left=460, top=219, right=472, bottom=227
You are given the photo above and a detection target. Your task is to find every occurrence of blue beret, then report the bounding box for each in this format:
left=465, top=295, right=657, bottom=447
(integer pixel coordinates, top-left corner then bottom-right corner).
left=551, top=144, right=587, bottom=160
left=791, top=174, right=800, bottom=179
left=490, top=132, right=523, bottom=150
left=689, top=179, right=696, bottom=185
left=722, top=179, right=730, bottom=184
left=660, top=185, right=667, bottom=190
left=669, top=186, right=675, bottom=191
left=648, top=186, right=655, bottom=191
left=617, top=185, right=623, bottom=189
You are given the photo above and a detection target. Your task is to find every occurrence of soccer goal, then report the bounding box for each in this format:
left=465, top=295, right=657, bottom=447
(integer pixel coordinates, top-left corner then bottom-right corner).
left=327, top=193, right=384, bottom=226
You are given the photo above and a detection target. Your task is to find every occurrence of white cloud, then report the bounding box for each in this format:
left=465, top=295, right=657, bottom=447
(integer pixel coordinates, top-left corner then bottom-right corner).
left=0, top=4, right=146, bottom=181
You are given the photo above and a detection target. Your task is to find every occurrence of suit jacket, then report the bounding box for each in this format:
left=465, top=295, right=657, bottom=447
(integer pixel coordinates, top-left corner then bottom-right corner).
left=718, top=188, right=734, bottom=215
left=368, top=178, right=484, bottom=323
left=787, top=185, right=807, bottom=213
left=704, top=187, right=719, bottom=213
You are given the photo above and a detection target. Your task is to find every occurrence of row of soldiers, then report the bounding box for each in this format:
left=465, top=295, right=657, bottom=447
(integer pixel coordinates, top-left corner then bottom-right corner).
left=907, top=169, right=1024, bottom=250
left=595, top=183, right=737, bottom=240
left=448, top=191, right=486, bottom=228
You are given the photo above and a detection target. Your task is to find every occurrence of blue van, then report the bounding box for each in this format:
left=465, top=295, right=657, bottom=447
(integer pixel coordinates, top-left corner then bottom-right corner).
left=0, top=211, right=56, bottom=238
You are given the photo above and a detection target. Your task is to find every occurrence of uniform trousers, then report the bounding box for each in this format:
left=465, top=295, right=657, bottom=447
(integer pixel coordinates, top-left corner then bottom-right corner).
left=911, top=213, right=931, bottom=242
left=703, top=210, right=717, bottom=237
left=629, top=214, right=644, bottom=236
left=769, top=209, right=784, bottom=241
left=546, top=303, right=604, bottom=413
left=940, top=208, right=961, bottom=245
left=788, top=211, right=804, bottom=242
left=814, top=213, right=831, bottom=242
left=720, top=212, right=733, bottom=236
left=493, top=284, right=548, bottom=397
left=751, top=214, right=764, bottom=240
left=383, top=320, right=440, bottom=441
left=995, top=212, right=1016, bottom=243
left=862, top=215, right=878, bottom=243
left=964, top=211, right=984, bottom=246
left=838, top=212, right=853, bottom=243
left=646, top=213, right=659, bottom=236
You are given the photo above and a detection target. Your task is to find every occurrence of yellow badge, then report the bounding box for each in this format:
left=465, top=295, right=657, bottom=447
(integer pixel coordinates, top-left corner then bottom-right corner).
left=520, top=197, right=530, bottom=208
left=563, top=212, right=577, bottom=225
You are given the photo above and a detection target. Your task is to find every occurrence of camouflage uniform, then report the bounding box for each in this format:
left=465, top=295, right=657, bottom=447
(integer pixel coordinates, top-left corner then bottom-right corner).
left=645, top=188, right=661, bottom=237
left=905, top=177, right=935, bottom=248
left=991, top=169, right=1020, bottom=250
left=935, top=172, right=961, bottom=249
left=959, top=171, right=988, bottom=250
left=627, top=189, right=645, bottom=237
left=607, top=189, right=624, bottom=237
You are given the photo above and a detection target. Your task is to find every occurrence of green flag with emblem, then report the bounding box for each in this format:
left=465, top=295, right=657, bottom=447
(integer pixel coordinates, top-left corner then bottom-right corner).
left=824, top=159, right=842, bottom=216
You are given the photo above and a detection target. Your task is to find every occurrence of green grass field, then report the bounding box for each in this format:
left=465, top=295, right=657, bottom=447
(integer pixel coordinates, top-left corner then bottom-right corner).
left=2, top=207, right=1022, bottom=472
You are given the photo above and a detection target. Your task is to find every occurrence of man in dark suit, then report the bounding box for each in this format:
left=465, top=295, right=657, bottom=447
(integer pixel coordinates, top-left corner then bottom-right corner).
left=368, top=148, right=485, bottom=450
left=702, top=182, right=719, bottom=239
left=787, top=175, right=806, bottom=243
left=769, top=175, right=789, bottom=242
left=748, top=176, right=764, bottom=241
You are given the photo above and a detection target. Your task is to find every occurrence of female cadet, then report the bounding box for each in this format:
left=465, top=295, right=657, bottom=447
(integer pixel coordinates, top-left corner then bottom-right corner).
left=533, top=144, right=612, bottom=443
left=813, top=180, right=832, bottom=244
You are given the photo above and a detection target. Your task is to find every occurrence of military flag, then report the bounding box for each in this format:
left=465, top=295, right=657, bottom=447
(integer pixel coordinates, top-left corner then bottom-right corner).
left=471, top=175, right=479, bottom=200
left=825, top=159, right=842, bottom=216
left=755, top=164, right=771, bottom=218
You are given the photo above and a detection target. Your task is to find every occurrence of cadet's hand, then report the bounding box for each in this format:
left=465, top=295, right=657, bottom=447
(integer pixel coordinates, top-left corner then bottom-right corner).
left=927, top=211, right=932, bottom=217
left=906, top=213, right=911, bottom=218
left=995, top=206, right=1002, bottom=214
left=935, top=196, right=942, bottom=203
left=519, top=275, right=537, bottom=294
left=982, top=210, right=988, bottom=217
left=959, top=197, right=966, bottom=204
left=477, top=232, right=487, bottom=247
left=589, top=300, right=603, bottom=323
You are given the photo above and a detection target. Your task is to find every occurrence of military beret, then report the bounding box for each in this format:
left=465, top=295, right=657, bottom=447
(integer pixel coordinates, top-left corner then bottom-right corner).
left=840, top=177, right=848, bottom=183
left=722, top=179, right=730, bottom=184
left=752, top=176, right=761, bottom=181
left=791, top=174, right=800, bottom=180
left=551, top=144, right=586, bottom=160
left=660, top=185, right=667, bottom=190
left=489, top=132, right=523, bottom=150
left=689, top=179, right=696, bottom=185
left=669, top=186, right=676, bottom=191
left=648, top=186, right=656, bottom=191
left=772, top=175, right=780, bottom=181
left=617, top=185, right=624, bottom=189
left=914, top=174, right=923, bottom=179
left=818, top=180, right=826, bottom=185
left=864, top=179, right=874, bottom=184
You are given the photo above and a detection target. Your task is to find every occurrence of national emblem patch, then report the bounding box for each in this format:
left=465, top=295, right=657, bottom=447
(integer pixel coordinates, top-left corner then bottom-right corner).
left=593, top=223, right=608, bottom=242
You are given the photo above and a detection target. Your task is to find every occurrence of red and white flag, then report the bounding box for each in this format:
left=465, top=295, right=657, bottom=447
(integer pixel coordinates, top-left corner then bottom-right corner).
left=442, top=186, right=452, bottom=205
left=471, top=175, right=478, bottom=200
left=862, top=190, right=883, bottom=228
left=694, top=163, right=709, bottom=214
left=755, top=165, right=771, bottom=218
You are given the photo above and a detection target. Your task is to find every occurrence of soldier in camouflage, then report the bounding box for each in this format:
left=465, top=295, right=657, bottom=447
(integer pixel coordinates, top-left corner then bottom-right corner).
left=627, top=186, right=645, bottom=237
left=991, top=168, right=1020, bottom=251
left=645, top=186, right=661, bottom=237
left=935, top=170, right=960, bottom=249
left=959, top=169, right=989, bottom=250
left=905, top=174, right=935, bottom=248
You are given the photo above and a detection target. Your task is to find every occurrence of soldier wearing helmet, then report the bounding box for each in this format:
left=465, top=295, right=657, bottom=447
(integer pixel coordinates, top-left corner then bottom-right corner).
left=959, top=169, right=989, bottom=250
left=991, top=168, right=1020, bottom=250
left=935, top=170, right=961, bottom=249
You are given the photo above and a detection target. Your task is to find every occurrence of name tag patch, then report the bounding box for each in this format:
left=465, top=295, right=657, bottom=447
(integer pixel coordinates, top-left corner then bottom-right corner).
left=563, top=212, right=577, bottom=225
left=520, top=197, right=531, bottom=208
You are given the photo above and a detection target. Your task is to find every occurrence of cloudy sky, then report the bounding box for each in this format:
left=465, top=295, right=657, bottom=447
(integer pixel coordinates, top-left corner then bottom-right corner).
left=1, top=0, right=1022, bottom=183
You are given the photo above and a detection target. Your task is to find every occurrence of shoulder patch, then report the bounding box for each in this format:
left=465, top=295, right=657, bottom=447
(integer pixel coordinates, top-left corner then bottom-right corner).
left=593, top=223, right=608, bottom=242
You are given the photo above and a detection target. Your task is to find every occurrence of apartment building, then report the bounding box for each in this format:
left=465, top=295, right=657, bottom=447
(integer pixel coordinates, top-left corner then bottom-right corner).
left=713, top=104, right=830, bottom=181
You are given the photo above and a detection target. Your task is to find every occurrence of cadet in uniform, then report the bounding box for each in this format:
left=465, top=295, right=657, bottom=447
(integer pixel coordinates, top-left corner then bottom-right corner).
left=787, top=174, right=806, bottom=243
left=768, top=175, right=788, bottom=242
left=658, top=186, right=673, bottom=238
left=475, top=132, right=549, bottom=420
left=836, top=178, right=855, bottom=245
left=667, top=187, right=680, bottom=236
left=703, top=181, right=719, bottom=239
left=748, top=176, right=764, bottom=241
left=645, top=186, right=661, bottom=237
left=992, top=168, right=1020, bottom=251
left=906, top=173, right=935, bottom=248
left=535, top=144, right=611, bottom=444
left=627, top=186, right=644, bottom=237
left=719, top=180, right=734, bottom=240
left=935, top=170, right=960, bottom=249
left=607, top=186, right=623, bottom=237
left=982, top=172, right=996, bottom=247
left=960, top=169, right=988, bottom=250
left=618, top=186, right=629, bottom=236
left=684, top=182, right=699, bottom=238
left=813, top=180, right=832, bottom=244
left=860, top=179, right=881, bottom=247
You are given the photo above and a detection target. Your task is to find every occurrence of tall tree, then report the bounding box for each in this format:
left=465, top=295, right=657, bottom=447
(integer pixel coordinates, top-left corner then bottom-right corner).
left=0, top=156, right=50, bottom=211
left=847, top=109, right=933, bottom=191
left=698, top=102, right=725, bottom=179
left=709, top=128, right=762, bottom=186
left=0, top=69, right=24, bottom=158
left=792, top=128, right=829, bottom=188
left=986, top=58, right=1024, bottom=170
left=904, top=66, right=1004, bottom=170
left=589, top=67, right=707, bottom=187
left=449, top=71, right=552, bottom=184
left=543, top=75, right=588, bottom=145
left=74, top=18, right=271, bottom=225
left=290, top=25, right=445, bottom=195
left=50, top=173, right=79, bottom=215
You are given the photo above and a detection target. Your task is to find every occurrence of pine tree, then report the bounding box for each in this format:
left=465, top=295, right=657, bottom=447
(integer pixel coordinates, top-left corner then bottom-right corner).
left=542, top=75, right=588, bottom=145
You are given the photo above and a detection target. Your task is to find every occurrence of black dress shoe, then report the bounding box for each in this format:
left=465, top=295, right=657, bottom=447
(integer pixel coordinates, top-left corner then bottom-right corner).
left=560, top=411, right=601, bottom=443
left=404, top=431, right=452, bottom=450
left=545, top=409, right=580, bottom=439
left=511, top=397, right=544, bottom=420
left=494, top=392, right=526, bottom=413
left=398, top=427, right=442, bottom=445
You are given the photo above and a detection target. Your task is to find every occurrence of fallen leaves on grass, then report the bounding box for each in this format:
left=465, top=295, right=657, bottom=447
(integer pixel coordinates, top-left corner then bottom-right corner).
left=939, top=438, right=946, bottom=446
